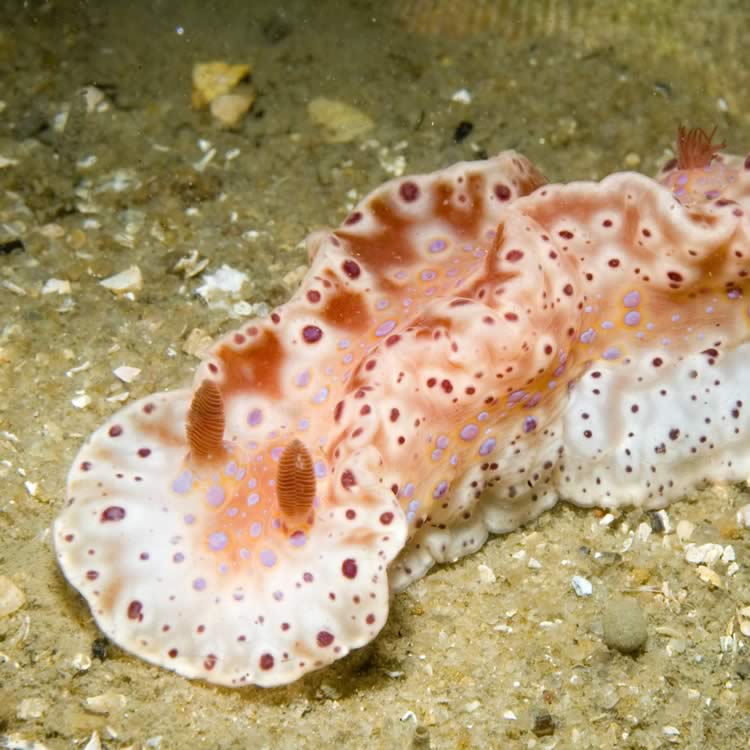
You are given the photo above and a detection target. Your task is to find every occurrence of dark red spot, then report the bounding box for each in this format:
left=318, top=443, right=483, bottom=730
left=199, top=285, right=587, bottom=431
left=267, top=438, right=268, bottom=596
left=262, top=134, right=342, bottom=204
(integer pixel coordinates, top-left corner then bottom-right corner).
left=302, top=325, right=323, bottom=343
left=208, top=363, right=218, bottom=373
left=345, top=509, right=356, bottom=520
left=101, top=506, right=126, bottom=522
left=380, top=512, right=394, bottom=525
left=494, top=183, right=511, bottom=201
left=344, top=211, right=362, bottom=226
left=399, top=181, right=419, bottom=201
left=504, top=312, right=518, bottom=322
left=608, top=259, right=620, bottom=268
left=450, top=299, right=471, bottom=307
left=563, top=283, right=573, bottom=296
left=663, top=157, right=678, bottom=172
left=139, top=552, right=149, bottom=560
left=341, top=469, right=356, bottom=489
left=366, top=613, right=376, bottom=625
left=271, top=312, right=281, bottom=324
left=127, top=600, right=143, bottom=620
left=365, top=359, right=376, bottom=371
left=317, top=630, right=335, bottom=647
left=204, top=654, right=217, bottom=670
left=426, top=377, right=437, bottom=387
left=247, top=326, right=258, bottom=336
left=602, top=219, right=613, bottom=228
left=168, top=649, right=178, bottom=658
left=385, top=334, right=400, bottom=346
left=259, top=653, right=274, bottom=670
left=441, top=379, right=453, bottom=393
left=80, top=461, right=92, bottom=472
left=342, top=259, right=361, bottom=278
left=667, top=271, right=683, bottom=282
left=342, top=558, right=358, bottom=578
left=334, top=400, right=344, bottom=421
left=85, top=570, right=99, bottom=580
left=390, top=408, right=400, bottom=422
left=303, top=572, right=314, bottom=583
left=631, top=404, right=639, bottom=413
left=642, top=228, right=652, bottom=237
left=745, top=154, right=750, bottom=169
left=64, top=533, right=74, bottom=542
left=360, top=405, right=371, bottom=415
left=652, top=357, right=663, bottom=367
left=109, top=425, right=123, bottom=437
left=559, top=230, right=574, bottom=240
left=143, top=402, right=155, bottom=414
left=506, top=249, right=524, bottom=262
left=281, top=622, right=290, bottom=631
left=137, top=448, right=151, bottom=458
left=669, top=428, right=680, bottom=440
left=234, top=333, right=245, bottom=345
left=306, top=290, right=321, bottom=303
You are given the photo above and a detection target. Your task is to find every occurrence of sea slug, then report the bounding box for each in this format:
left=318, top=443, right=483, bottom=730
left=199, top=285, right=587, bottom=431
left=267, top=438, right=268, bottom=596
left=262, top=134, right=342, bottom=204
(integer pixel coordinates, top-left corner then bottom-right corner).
left=54, top=131, right=750, bottom=686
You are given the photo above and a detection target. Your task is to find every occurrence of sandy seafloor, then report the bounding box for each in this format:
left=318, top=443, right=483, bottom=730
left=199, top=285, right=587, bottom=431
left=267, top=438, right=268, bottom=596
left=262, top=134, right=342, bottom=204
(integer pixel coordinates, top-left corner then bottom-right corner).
left=1, top=0, right=750, bottom=748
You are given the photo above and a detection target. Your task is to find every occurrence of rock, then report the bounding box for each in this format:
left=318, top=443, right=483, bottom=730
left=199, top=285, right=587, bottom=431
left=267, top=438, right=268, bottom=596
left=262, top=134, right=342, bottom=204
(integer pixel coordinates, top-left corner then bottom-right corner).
left=100, top=266, right=143, bottom=294
left=307, top=97, right=374, bottom=144
left=0, top=575, right=25, bottom=617
left=532, top=711, right=556, bottom=737
left=83, top=692, right=127, bottom=715
left=602, top=597, right=647, bottom=654
left=192, top=62, right=251, bottom=109
left=210, top=91, right=255, bottom=128
left=17, top=697, right=48, bottom=720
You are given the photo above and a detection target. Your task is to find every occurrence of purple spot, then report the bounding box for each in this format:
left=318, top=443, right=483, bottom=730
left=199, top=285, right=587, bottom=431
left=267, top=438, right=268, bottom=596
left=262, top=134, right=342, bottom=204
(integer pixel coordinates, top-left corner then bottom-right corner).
left=248, top=478, right=257, bottom=489
left=343, top=353, right=354, bottom=364
left=603, top=347, right=621, bottom=360
left=728, top=288, right=741, bottom=299
left=523, top=416, right=538, bottom=433
left=436, top=435, right=449, bottom=449
left=273, top=591, right=284, bottom=601
left=208, top=532, right=228, bottom=551
left=299, top=417, right=310, bottom=430
left=193, top=577, right=207, bottom=591
left=250, top=522, right=262, bottom=538
left=271, top=446, right=284, bottom=461
left=460, top=424, right=479, bottom=440
left=508, top=390, right=526, bottom=404
left=527, top=393, right=542, bottom=408
left=248, top=493, right=260, bottom=506
left=248, top=409, right=263, bottom=426
left=172, top=471, right=193, bottom=494
left=313, top=387, right=329, bottom=403
left=376, top=299, right=389, bottom=310
left=420, top=270, right=437, bottom=281
left=260, top=549, right=277, bottom=567
left=314, top=460, right=326, bottom=478
left=184, top=514, right=196, bottom=525
left=375, top=320, right=397, bottom=337
left=430, top=239, right=447, bottom=253
left=173, top=552, right=184, bottom=563
left=601, top=321, right=614, bottom=330
left=206, top=486, right=224, bottom=507
left=624, top=311, right=641, bottom=326
left=580, top=328, right=596, bottom=344
left=338, top=338, right=350, bottom=349
left=400, top=482, right=415, bottom=498
left=226, top=507, right=238, bottom=518
left=450, top=453, right=458, bottom=465
left=296, top=370, right=311, bottom=387
left=303, top=325, right=323, bottom=343
left=479, top=438, right=497, bottom=456
left=623, top=290, right=641, bottom=307
left=433, top=480, right=449, bottom=498
left=431, top=449, right=443, bottom=461
left=290, top=531, right=307, bottom=547
left=240, top=547, right=250, bottom=559
left=478, top=411, right=489, bottom=421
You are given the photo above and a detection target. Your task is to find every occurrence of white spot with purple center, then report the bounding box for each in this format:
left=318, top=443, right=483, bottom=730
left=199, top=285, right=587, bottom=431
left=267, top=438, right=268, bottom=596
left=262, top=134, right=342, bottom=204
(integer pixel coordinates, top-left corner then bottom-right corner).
left=603, top=347, right=621, bottom=360
left=208, top=531, right=228, bottom=551
left=430, top=239, right=447, bottom=253
left=248, top=409, right=263, bottom=426
left=206, top=486, right=225, bottom=507
left=260, top=549, right=277, bottom=567
left=375, top=320, right=397, bottom=337
left=623, top=290, right=641, bottom=307
left=479, top=438, right=497, bottom=456
left=580, top=328, right=595, bottom=344
left=247, top=492, right=260, bottom=506
left=172, top=470, right=193, bottom=494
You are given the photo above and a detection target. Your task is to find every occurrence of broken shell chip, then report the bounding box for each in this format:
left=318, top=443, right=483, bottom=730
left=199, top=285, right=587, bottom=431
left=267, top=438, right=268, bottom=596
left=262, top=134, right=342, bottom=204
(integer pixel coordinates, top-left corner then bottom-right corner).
left=192, top=62, right=251, bottom=109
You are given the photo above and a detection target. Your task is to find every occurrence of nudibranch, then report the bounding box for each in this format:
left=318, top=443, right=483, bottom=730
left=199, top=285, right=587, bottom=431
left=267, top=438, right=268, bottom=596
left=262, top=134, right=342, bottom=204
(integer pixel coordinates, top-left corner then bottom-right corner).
left=54, top=136, right=750, bottom=687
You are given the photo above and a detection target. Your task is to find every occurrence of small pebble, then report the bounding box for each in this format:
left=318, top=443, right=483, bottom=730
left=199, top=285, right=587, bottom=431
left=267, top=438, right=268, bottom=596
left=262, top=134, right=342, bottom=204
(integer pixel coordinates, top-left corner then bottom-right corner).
left=602, top=596, right=648, bottom=654
left=532, top=711, right=556, bottom=737
left=0, top=575, right=25, bottom=617
left=571, top=575, right=592, bottom=596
